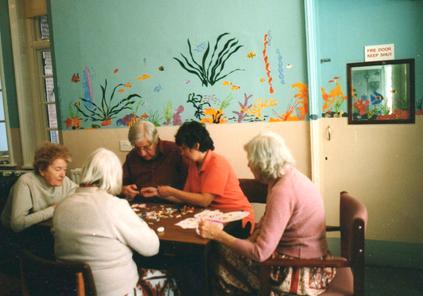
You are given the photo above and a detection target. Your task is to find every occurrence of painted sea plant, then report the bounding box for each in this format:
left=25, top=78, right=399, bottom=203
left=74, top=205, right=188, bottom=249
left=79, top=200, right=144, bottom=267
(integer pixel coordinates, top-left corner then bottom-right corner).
left=74, top=79, right=142, bottom=126
left=233, top=93, right=253, bottom=122
left=201, top=94, right=233, bottom=124
left=187, top=93, right=211, bottom=120
left=321, top=81, right=347, bottom=117
left=174, top=33, right=243, bottom=86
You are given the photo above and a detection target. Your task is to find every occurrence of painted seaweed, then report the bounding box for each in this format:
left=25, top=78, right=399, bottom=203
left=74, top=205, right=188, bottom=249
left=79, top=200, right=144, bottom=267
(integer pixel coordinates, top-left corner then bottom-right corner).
left=187, top=93, right=211, bottom=120
left=74, top=79, right=142, bottom=126
left=174, top=33, right=243, bottom=86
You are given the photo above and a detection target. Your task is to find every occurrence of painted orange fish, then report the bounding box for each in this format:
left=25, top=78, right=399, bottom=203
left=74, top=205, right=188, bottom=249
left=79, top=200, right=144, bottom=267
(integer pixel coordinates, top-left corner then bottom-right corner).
left=247, top=51, right=256, bottom=59
left=137, top=74, right=151, bottom=80
left=71, top=73, right=80, bottom=83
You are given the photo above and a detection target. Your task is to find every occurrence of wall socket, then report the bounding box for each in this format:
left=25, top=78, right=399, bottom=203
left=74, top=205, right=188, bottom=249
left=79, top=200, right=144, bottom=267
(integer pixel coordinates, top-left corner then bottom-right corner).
left=119, top=140, right=132, bottom=152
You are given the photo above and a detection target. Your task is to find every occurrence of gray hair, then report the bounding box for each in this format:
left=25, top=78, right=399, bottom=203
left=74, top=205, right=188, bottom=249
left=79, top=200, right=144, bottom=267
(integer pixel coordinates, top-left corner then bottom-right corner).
left=244, top=131, right=295, bottom=182
left=79, top=148, right=122, bottom=195
left=128, top=120, right=158, bottom=146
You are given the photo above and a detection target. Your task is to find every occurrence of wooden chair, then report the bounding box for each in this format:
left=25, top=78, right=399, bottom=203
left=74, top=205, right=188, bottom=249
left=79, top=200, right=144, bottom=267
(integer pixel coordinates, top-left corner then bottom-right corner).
left=19, top=249, right=97, bottom=296
left=238, top=178, right=268, bottom=204
left=259, top=191, right=368, bottom=296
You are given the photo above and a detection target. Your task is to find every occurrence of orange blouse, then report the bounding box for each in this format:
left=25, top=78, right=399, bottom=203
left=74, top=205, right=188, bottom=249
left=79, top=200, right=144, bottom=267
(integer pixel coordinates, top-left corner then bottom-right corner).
left=184, top=150, right=254, bottom=229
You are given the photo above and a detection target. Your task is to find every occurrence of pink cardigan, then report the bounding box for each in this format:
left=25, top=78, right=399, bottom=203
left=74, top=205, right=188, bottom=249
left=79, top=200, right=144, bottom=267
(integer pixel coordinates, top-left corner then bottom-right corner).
left=233, top=167, right=328, bottom=262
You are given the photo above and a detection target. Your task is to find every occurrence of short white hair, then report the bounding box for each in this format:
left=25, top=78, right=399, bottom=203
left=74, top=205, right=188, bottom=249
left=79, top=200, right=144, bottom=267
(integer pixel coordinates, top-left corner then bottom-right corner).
left=128, top=120, right=158, bottom=146
left=79, top=148, right=122, bottom=195
left=244, top=131, right=295, bottom=182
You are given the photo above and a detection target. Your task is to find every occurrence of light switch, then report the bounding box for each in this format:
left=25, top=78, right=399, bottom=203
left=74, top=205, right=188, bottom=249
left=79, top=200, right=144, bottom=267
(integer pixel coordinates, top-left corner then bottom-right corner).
left=119, top=140, right=132, bottom=152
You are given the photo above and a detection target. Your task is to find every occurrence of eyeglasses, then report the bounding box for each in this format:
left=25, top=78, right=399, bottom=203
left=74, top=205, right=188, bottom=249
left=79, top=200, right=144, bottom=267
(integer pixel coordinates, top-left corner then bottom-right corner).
left=135, top=142, right=154, bottom=152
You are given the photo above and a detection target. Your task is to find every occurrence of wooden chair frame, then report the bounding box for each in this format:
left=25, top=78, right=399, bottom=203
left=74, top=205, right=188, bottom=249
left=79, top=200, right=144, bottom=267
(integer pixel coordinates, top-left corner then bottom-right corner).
left=258, top=191, right=367, bottom=296
left=238, top=179, right=367, bottom=296
left=19, top=249, right=97, bottom=296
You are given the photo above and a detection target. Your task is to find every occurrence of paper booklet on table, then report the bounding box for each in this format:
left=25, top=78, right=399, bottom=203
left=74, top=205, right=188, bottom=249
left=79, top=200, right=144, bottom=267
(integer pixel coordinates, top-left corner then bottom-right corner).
left=175, top=209, right=249, bottom=229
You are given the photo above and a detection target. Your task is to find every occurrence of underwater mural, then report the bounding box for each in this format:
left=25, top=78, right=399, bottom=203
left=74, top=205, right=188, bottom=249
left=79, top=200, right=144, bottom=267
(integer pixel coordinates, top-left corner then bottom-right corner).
left=65, top=67, right=144, bottom=129
left=63, top=31, right=312, bottom=129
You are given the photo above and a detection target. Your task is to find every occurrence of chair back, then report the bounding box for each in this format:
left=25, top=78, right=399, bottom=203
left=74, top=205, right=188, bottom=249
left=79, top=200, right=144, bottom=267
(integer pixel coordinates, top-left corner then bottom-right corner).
left=20, top=249, right=97, bottom=296
left=238, top=178, right=268, bottom=204
left=340, top=191, right=368, bottom=296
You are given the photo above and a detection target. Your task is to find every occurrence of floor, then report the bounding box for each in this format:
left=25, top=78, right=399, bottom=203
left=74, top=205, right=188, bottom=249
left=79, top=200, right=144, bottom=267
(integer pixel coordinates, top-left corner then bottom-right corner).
left=365, top=265, right=423, bottom=296
left=1, top=262, right=422, bottom=295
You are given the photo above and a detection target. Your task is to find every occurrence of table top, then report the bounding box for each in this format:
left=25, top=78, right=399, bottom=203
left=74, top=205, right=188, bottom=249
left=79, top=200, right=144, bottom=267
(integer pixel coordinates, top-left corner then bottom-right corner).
left=134, top=203, right=210, bottom=246
left=38, top=202, right=211, bottom=246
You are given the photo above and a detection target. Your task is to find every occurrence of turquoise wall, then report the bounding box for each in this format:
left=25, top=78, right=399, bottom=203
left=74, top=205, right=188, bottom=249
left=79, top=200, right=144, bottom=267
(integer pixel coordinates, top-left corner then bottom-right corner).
left=317, top=0, right=423, bottom=116
left=49, top=0, right=308, bottom=129
left=0, top=0, right=19, bottom=128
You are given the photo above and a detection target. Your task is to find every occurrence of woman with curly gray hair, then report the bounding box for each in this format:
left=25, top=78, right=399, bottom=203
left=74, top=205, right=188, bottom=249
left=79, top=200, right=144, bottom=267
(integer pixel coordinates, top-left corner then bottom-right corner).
left=198, top=131, right=336, bottom=295
left=1, top=142, right=77, bottom=232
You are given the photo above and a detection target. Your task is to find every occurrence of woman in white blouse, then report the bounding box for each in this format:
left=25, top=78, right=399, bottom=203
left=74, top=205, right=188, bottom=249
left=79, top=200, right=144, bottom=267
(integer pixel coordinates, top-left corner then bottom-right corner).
left=53, top=148, right=160, bottom=296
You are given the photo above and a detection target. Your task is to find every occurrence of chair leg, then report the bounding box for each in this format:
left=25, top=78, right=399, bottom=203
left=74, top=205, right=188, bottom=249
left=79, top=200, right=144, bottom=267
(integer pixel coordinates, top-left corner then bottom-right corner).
left=259, top=265, right=271, bottom=296
left=76, top=272, right=86, bottom=296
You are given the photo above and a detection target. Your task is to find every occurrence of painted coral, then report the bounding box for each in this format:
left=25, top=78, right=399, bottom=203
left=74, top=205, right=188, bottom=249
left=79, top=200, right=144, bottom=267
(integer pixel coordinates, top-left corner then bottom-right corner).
left=269, top=82, right=308, bottom=122
left=65, top=117, right=81, bottom=129
left=201, top=108, right=226, bottom=124
left=321, top=81, right=347, bottom=116
left=233, top=93, right=253, bottom=122
left=248, top=98, right=278, bottom=120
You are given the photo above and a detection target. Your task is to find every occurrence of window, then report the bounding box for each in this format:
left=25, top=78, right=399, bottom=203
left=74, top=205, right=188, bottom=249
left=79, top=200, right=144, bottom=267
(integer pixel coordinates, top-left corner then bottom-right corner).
left=3, top=0, right=59, bottom=167
left=35, top=15, right=59, bottom=144
left=0, top=77, right=10, bottom=164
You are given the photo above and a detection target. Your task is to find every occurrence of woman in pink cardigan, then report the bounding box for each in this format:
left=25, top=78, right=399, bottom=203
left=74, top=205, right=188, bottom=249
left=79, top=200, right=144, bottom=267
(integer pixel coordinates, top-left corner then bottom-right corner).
left=198, top=131, right=336, bottom=295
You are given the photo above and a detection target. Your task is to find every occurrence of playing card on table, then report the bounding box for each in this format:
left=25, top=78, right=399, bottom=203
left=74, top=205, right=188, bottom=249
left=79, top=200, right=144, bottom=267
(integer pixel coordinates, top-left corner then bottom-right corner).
left=175, top=217, right=198, bottom=229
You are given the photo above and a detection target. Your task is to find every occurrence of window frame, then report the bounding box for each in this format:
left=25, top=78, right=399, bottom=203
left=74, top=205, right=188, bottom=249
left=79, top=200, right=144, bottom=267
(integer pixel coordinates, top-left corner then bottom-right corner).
left=0, top=51, right=15, bottom=166
left=5, top=0, right=61, bottom=168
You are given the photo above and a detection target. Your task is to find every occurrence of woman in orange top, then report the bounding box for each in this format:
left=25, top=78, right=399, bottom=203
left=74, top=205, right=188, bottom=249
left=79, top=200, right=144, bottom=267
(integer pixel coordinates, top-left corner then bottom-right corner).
left=142, top=121, right=254, bottom=237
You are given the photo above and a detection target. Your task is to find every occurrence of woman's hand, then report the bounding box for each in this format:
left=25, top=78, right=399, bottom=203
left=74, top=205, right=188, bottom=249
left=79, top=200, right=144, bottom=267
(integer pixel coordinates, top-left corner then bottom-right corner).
left=197, top=219, right=224, bottom=240
left=122, top=184, right=139, bottom=200
left=140, top=186, right=158, bottom=198
left=157, top=185, right=175, bottom=197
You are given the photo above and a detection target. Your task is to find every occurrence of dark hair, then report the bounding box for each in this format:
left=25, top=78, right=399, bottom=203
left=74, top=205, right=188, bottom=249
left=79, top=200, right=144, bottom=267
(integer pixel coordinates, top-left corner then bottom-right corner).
left=33, top=142, right=72, bottom=175
left=175, top=121, right=214, bottom=152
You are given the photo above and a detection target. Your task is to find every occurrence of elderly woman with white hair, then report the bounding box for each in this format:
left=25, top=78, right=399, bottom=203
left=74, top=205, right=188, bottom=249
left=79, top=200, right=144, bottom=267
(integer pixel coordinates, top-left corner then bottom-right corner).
left=53, top=148, right=160, bottom=296
left=121, top=120, right=187, bottom=201
left=198, top=132, right=336, bottom=296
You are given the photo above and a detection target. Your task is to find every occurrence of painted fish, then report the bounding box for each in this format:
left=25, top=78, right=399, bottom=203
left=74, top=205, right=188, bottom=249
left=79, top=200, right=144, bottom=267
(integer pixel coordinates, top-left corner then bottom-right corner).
left=71, top=73, right=80, bottom=83
left=247, top=51, right=256, bottom=59
left=137, top=74, right=151, bottom=80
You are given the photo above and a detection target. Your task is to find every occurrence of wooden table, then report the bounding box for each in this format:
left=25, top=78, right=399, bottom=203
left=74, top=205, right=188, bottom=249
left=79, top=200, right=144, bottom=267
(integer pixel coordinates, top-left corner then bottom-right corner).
left=30, top=202, right=243, bottom=294
left=133, top=203, right=215, bottom=295
left=33, top=203, right=220, bottom=294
